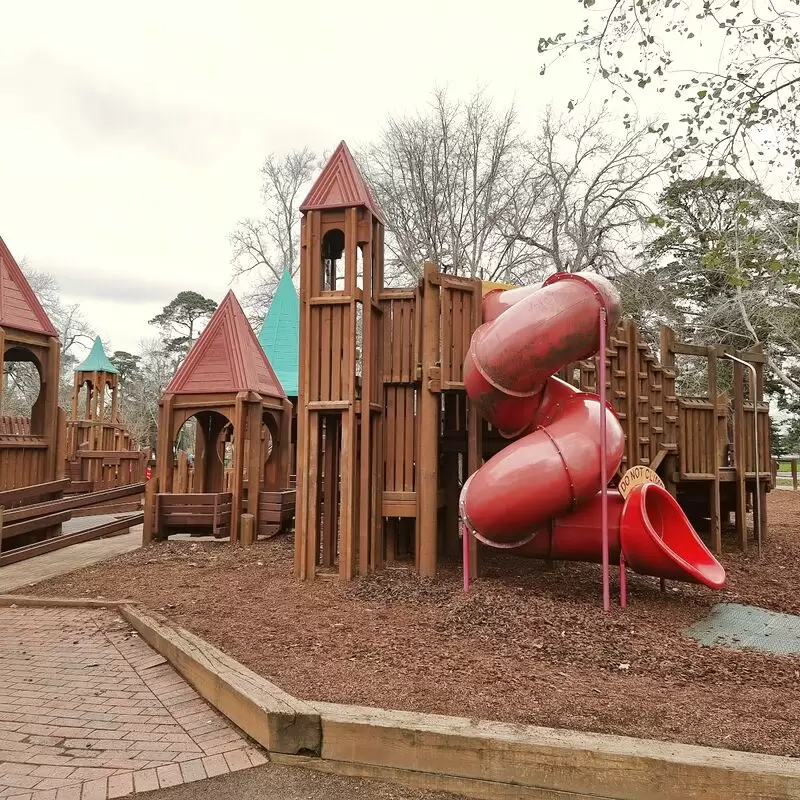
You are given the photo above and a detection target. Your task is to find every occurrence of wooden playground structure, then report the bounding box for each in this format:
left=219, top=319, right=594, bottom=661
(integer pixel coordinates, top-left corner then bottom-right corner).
left=0, top=147, right=773, bottom=581
left=66, top=336, right=146, bottom=490
left=142, top=291, right=295, bottom=545
left=0, top=236, right=145, bottom=565
left=293, top=142, right=772, bottom=581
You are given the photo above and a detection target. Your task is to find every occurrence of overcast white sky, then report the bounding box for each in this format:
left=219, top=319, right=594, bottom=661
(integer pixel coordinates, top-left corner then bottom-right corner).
left=1, top=0, right=687, bottom=356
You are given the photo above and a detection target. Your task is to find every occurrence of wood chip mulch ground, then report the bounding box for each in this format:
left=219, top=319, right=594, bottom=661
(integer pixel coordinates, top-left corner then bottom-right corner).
left=18, top=492, right=800, bottom=758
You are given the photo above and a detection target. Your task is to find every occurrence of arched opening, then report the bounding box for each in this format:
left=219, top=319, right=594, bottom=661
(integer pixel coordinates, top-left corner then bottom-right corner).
left=2, top=346, right=44, bottom=435
left=321, top=229, right=345, bottom=291
left=262, top=411, right=282, bottom=490
left=173, top=410, right=234, bottom=493
left=73, top=376, right=115, bottom=422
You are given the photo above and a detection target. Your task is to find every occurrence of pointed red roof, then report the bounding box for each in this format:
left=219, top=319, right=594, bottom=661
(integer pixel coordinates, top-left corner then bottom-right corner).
left=0, top=236, right=58, bottom=337
left=300, top=141, right=384, bottom=223
left=165, top=290, right=286, bottom=398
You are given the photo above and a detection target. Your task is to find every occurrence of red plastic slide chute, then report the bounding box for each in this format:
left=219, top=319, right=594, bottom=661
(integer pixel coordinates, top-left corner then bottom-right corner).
left=459, top=272, right=726, bottom=590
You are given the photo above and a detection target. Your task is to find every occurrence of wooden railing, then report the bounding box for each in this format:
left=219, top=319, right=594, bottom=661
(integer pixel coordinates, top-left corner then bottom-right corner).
left=72, top=450, right=147, bottom=488
left=0, top=481, right=145, bottom=565
left=153, top=492, right=233, bottom=539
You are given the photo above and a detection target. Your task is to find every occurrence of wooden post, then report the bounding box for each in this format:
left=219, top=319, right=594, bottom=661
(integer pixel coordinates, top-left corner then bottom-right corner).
left=110, top=377, right=119, bottom=422
left=294, top=208, right=314, bottom=579
left=156, top=396, right=175, bottom=493
left=370, top=410, right=384, bottom=572
left=142, top=475, right=158, bottom=545
left=241, top=513, right=255, bottom=546
left=247, top=398, right=262, bottom=535
left=338, top=206, right=359, bottom=580
left=322, top=416, right=338, bottom=567
left=304, top=413, right=321, bottom=577
left=71, top=374, right=80, bottom=421
left=707, top=347, right=722, bottom=554
left=175, top=450, right=187, bottom=493
left=279, top=399, right=293, bottom=489
left=417, top=262, right=440, bottom=578
left=230, top=393, right=247, bottom=543
left=359, top=233, right=374, bottom=575
left=751, top=357, right=769, bottom=542
left=625, top=320, right=639, bottom=470
left=0, top=326, right=5, bottom=411
left=732, top=360, right=748, bottom=551
left=45, top=337, right=61, bottom=482
left=55, top=407, right=67, bottom=481
left=467, top=282, right=483, bottom=580
left=659, top=326, right=678, bottom=498
left=194, top=415, right=207, bottom=493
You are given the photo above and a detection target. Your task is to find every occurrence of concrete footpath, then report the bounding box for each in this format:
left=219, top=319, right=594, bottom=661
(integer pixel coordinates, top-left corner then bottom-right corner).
left=0, top=528, right=142, bottom=593
left=148, top=762, right=467, bottom=799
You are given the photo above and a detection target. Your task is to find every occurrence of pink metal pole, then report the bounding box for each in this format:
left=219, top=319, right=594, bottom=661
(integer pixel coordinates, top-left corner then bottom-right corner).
left=462, top=522, right=470, bottom=593
left=619, top=553, right=627, bottom=608
left=599, top=308, right=610, bottom=611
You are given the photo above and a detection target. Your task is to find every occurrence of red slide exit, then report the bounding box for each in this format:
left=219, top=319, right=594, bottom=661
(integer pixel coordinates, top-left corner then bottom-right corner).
left=459, top=272, right=726, bottom=590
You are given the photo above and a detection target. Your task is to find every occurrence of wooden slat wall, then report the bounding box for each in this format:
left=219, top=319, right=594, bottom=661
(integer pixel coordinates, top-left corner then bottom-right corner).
left=0, top=438, right=49, bottom=491
left=379, top=289, right=418, bottom=517
left=440, top=276, right=477, bottom=389
left=677, top=398, right=716, bottom=478
left=743, top=403, right=771, bottom=474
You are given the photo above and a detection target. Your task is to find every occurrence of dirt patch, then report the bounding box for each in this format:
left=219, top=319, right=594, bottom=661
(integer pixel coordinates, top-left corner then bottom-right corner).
left=18, top=492, right=800, bottom=758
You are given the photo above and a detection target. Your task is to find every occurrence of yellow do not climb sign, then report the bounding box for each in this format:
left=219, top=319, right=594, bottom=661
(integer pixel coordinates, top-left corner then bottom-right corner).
left=618, top=465, right=665, bottom=499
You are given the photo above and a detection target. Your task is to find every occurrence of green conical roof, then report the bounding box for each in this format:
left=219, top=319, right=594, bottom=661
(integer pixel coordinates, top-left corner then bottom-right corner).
left=257, top=269, right=299, bottom=396
left=75, top=336, right=119, bottom=374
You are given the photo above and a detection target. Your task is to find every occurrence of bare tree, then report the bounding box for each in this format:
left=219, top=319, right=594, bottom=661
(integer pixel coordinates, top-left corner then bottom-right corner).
left=2, top=265, right=96, bottom=417
left=230, top=148, right=319, bottom=318
left=359, top=89, right=543, bottom=284
left=23, top=267, right=95, bottom=365
left=539, top=0, right=800, bottom=177
left=114, top=337, right=179, bottom=451
left=508, top=108, right=670, bottom=276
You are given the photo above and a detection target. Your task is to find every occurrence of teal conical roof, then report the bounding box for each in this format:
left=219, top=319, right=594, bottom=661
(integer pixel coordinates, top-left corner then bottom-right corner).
left=75, top=336, right=119, bottom=374
left=257, top=269, right=299, bottom=396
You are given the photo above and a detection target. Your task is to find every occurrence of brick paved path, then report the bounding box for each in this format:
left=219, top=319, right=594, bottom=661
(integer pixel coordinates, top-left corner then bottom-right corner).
left=0, top=607, right=266, bottom=799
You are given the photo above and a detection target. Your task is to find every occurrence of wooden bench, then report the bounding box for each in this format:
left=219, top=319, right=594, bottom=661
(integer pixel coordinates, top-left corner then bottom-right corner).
left=153, top=492, right=232, bottom=539
left=257, top=490, right=296, bottom=538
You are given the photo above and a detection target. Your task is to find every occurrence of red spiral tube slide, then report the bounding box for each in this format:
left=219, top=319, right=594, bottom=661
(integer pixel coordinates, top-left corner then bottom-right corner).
left=460, top=272, right=726, bottom=589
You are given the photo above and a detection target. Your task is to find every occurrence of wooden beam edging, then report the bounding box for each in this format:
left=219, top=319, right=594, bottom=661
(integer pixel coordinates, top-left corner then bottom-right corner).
left=298, top=702, right=800, bottom=800
left=118, top=605, right=321, bottom=756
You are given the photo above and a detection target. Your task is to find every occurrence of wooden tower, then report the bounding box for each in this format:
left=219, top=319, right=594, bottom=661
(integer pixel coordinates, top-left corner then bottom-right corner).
left=150, top=290, right=292, bottom=543
left=0, top=235, right=64, bottom=491
left=295, top=141, right=385, bottom=580
left=65, top=335, right=144, bottom=486
left=72, top=337, right=119, bottom=432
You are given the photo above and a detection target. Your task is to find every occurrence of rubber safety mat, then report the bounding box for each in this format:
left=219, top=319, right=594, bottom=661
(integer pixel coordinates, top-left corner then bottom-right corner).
left=684, top=603, right=800, bottom=656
